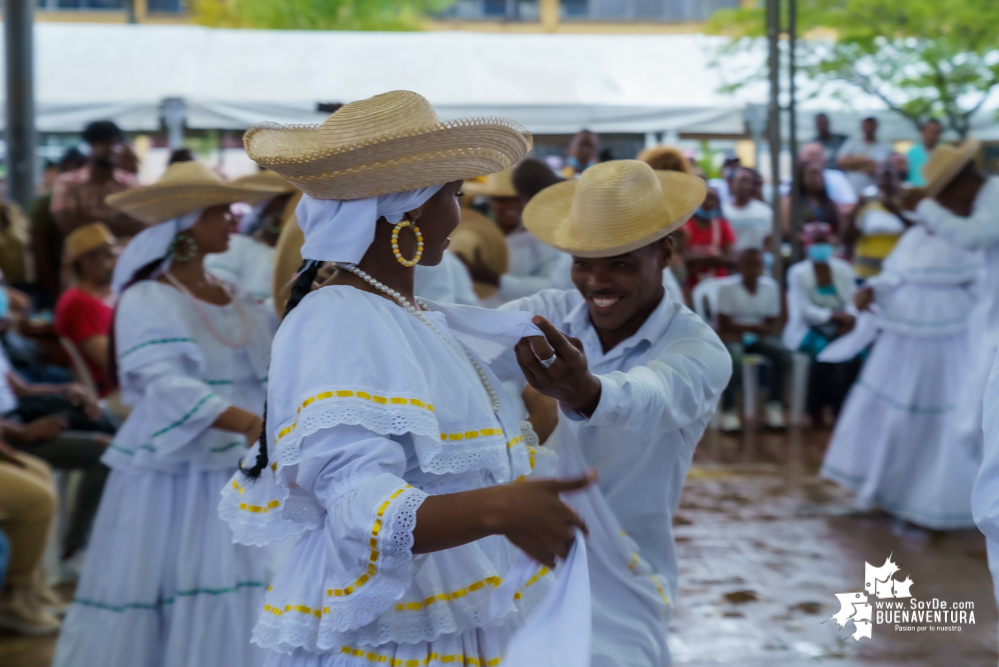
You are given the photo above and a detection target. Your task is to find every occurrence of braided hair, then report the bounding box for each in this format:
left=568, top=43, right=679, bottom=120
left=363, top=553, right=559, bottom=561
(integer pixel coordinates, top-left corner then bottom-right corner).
left=241, top=259, right=323, bottom=479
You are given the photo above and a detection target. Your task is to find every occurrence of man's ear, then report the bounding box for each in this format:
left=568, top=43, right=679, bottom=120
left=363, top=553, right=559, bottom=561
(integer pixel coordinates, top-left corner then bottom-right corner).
left=659, top=235, right=675, bottom=270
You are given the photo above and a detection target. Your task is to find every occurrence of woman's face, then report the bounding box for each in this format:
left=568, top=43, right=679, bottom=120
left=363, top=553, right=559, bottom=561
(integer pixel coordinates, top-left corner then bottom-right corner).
left=413, top=181, right=463, bottom=266
left=189, top=204, right=233, bottom=256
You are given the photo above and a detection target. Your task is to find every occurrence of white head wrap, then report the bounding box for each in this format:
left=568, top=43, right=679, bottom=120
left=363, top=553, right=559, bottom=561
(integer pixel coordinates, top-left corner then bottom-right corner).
left=295, top=185, right=445, bottom=264
left=111, top=210, right=202, bottom=294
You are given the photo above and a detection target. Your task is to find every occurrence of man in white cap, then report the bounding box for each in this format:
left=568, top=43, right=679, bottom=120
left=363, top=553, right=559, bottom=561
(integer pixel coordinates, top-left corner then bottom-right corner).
left=493, top=160, right=731, bottom=667
left=917, top=139, right=997, bottom=458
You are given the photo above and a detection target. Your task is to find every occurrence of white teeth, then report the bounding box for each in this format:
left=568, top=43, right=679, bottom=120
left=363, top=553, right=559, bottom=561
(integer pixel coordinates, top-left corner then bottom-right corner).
left=592, top=297, right=619, bottom=307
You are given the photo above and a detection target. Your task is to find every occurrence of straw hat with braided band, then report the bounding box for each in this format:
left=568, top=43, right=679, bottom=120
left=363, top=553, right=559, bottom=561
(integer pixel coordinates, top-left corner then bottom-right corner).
left=243, top=91, right=532, bottom=200
left=462, top=165, right=519, bottom=198
left=449, top=206, right=509, bottom=299
left=923, top=138, right=981, bottom=198
left=106, top=161, right=288, bottom=225
left=523, top=160, right=706, bottom=258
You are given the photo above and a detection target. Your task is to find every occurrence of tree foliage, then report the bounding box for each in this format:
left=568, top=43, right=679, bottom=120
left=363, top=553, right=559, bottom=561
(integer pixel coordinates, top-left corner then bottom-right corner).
left=707, top=0, right=999, bottom=137
left=192, top=0, right=454, bottom=31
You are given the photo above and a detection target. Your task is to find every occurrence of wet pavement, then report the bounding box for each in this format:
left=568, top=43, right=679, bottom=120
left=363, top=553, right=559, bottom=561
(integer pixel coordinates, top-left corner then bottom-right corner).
left=671, top=426, right=998, bottom=666
left=3, top=426, right=997, bottom=666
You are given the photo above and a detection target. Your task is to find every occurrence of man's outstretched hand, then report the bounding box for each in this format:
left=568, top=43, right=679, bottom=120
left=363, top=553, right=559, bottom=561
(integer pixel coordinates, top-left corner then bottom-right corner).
left=514, top=316, right=602, bottom=417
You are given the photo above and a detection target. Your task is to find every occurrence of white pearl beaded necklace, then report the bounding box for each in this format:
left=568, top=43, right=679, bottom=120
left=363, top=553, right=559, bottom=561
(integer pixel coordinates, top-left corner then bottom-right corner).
left=337, top=263, right=501, bottom=413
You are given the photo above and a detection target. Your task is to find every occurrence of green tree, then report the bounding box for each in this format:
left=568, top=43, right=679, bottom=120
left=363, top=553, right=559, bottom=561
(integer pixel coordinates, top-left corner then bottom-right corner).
left=192, top=0, right=454, bottom=31
left=707, top=0, right=999, bottom=137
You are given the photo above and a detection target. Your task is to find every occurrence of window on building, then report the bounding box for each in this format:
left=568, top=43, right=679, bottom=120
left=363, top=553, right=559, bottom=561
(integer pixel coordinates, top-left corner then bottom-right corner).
left=561, top=0, right=740, bottom=20
left=438, top=0, right=540, bottom=20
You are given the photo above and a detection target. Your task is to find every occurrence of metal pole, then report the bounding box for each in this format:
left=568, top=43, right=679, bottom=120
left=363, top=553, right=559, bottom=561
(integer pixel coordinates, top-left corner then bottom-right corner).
left=5, top=0, right=37, bottom=208
left=788, top=0, right=800, bottom=262
left=766, top=0, right=783, bottom=285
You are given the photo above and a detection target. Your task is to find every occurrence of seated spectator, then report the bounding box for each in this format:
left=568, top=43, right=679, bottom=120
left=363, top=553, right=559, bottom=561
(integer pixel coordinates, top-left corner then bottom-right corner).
left=50, top=121, right=144, bottom=237
left=679, top=187, right=736, bottom=288
left=905, top=119, right=943, bottom=187
left=707, top=153, right=742, bottom=205
left=783, top=160, right=845, bottom=235
left=844, top=162, right=910, bottom=278
left=561, top=129, right=599, bottom=178
left=0, top=191, right=34, bottom=293
left=812, top=113, right=848, bottom=169
left=0, top=443, right=62, bottom=634
left=0, top=342, right=114, bottom=560
left=781, top=143, right=858, bottom=215
left=30, top=149, right=87, bottom=307
left=54, top=223, right=117, bottom=396
left=783, top=223, right=861, bottom=428
left=836, top=116, right=894, bottom=195
left=717, top=248, right=789, bottom=432
left=723, top=166, right=774, bottom=251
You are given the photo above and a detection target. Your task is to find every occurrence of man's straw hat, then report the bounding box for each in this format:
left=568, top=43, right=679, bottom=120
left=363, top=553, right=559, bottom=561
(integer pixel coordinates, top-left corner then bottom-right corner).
left=106, top=161, right=287, bottom=225
left=64, top=222, right=115, bottom=265
left=923, top=138, right=981, bottom=197
left=243, top=90, right=532, bottom=200
left=233, top=169, right=299, bottom=195
left=523, top=160, right=706, bottom=258
left=462, top=166, right=518, bottom=198
left=449, top=206, right=509, bottom=299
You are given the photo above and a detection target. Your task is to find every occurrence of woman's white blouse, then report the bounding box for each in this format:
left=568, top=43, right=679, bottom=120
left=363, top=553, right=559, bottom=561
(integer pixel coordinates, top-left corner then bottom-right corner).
left=220, top=286, right=555, bottom=654
left=782, top=258, right=858, bottom=350
left=103, top=280, right=276, bottom=473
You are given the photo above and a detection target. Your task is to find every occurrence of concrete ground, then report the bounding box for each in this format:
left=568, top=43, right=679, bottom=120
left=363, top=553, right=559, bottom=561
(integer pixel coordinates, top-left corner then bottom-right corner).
left=3, top=426, right=996, bottom=666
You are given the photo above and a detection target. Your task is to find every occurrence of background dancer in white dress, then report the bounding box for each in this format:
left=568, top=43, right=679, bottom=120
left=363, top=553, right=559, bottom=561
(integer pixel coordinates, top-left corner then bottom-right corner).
left=52, top=161, right=285, bottom=667
left=495, top=160, right=731, bottom=667
left=220, top=91, right=593, bottom=667
left=821, top=222, right=983, bottom=530
left=916, top=139, right=999, bottom=459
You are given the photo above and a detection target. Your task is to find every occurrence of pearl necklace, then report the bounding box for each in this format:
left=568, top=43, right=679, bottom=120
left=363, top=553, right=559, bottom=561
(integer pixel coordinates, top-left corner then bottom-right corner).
left=337, top=263, right=501, bottom=413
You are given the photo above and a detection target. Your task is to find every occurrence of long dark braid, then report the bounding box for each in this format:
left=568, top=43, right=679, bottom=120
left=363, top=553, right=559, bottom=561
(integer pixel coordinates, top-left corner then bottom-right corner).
left=241, top=259, right=323, bottom=479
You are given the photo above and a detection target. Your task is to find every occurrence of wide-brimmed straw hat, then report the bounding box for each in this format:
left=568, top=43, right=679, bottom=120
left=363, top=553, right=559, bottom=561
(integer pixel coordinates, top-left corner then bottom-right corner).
left=243, top=90, right=532, bottom=200
left=449, top=206, right=509, bottom=299
left=233, top=169, right=299, bottom=195
left=523, top=160, right=706, bottom=258
left=923, top=138, right=981, bottom=197
left=106, top=161, right=288, bottom=225
left=64, top=222, right=115, bottom=265
left=462, top=166, right=518, bottom=198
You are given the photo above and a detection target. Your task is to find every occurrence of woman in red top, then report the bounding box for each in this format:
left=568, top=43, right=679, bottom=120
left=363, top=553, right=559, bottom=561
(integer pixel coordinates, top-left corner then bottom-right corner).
left=53, top=223, right=117, bottom=397
left=679, top=186, right=736, bottom=288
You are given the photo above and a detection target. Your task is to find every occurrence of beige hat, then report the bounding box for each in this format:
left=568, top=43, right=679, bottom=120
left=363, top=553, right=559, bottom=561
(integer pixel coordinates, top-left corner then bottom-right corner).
left=64, top=222, right=115, bottom=265
left=106, top=161, right=288, bottom=225
left=449, top=206, right=510, bottom=299
left=923, top=138, right=981, bottom=197
left=233, top=169, right=299, bottom=195
left=462, top=166, right=518, bottom=198
left=243, top=90, right=532, bottom=200
left=635, top=145, right=693, bottom=175
left=523, top=160, right=706, bottom=258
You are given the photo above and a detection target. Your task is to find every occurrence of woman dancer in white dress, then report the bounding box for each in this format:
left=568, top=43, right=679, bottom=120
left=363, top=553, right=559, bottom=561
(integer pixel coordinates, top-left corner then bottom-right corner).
left=53, top=161, right=286, bottom=667
left=821, top=221, right=983, bottom=529
left=219, top=91, right=591, bottom=667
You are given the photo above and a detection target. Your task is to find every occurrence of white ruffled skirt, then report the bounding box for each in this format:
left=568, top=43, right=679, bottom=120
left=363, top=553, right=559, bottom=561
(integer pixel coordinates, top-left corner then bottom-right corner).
left=821, top=330, right=979, bottom=529
left=52, top=465, right=270, bottom=667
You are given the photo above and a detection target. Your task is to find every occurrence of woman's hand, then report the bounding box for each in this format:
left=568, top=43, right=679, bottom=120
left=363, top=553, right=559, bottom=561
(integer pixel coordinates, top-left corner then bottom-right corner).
left=21, top=415, right=69, bottom=442
left=854, top=287, right=875, bottom=312
left=515, top=316, right=602, bottom=417
left=484, top=472, right=595, bottom=568
left=66, top=384, right=102, bottom=422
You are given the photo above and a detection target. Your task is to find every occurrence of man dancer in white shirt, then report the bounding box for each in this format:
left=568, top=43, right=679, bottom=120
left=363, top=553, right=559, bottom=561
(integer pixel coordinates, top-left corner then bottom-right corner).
left=495, top=160, right=731, bottom=667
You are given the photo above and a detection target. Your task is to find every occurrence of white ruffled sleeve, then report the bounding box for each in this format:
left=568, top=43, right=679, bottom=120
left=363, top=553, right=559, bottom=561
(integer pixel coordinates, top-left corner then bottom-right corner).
left=108, top=282, right=231, bottom=460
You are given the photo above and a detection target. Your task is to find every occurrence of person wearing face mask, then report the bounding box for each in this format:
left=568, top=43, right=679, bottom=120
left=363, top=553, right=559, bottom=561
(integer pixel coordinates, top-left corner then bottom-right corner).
left=561, top=129, right=600, bottom=178
left=205, top=170, right=301, bottom=304
left=678, top=186, right=736, bottom=289
left=782, top=222, right=860, bottom=429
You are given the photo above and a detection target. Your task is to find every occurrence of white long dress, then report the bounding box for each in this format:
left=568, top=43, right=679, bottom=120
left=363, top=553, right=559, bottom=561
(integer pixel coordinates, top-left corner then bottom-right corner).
left=821, top=226, right=984, bottom=528
left=53, top=280, right=277, bottom=667
left=219, top=286, right=556, bottom=667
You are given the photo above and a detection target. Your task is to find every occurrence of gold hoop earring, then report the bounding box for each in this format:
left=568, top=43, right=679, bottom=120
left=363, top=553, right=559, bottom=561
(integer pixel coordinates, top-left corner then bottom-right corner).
left=391, top=219, right=423, bottom=267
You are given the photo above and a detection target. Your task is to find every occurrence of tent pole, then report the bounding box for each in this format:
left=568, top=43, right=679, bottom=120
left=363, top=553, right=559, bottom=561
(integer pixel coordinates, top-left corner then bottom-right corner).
left=5, top=0, right=37, bottom=208
left=766, top=0, right=783, bottom=288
